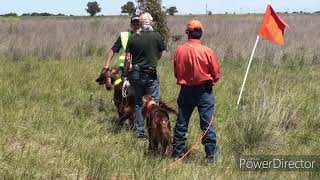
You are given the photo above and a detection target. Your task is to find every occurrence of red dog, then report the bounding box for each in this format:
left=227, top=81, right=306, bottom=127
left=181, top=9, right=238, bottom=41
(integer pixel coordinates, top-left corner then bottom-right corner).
left=101, top=68, right=136, bottom=129
left=97, top=68, right=176, bottom=133
left=142, top=96, right=177, bottom=157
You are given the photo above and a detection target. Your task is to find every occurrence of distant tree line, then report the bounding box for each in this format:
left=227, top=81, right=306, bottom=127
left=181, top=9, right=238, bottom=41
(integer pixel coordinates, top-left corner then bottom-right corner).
left=0, top=12, right=68, bottom=17
left=0, top=12, right=18, bottom=17
left=22, top=13, right=67, bottom=16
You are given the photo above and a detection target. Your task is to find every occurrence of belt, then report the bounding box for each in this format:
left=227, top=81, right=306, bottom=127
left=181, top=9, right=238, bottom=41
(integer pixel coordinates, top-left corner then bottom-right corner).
left=182, top=81, right=213, bottom=88
left=140, top=67, right=157, bottom=74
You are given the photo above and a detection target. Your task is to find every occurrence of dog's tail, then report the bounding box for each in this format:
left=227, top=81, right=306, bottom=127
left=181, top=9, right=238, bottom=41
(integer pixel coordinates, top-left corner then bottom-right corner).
left=159, top=101, right=178, bottom=115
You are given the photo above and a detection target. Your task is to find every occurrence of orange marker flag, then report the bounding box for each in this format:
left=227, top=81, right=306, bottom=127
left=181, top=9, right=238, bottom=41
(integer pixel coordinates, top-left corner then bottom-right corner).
left=258, top=4, right=289, bottom=46
left=237, top=4, right=289, bottom=108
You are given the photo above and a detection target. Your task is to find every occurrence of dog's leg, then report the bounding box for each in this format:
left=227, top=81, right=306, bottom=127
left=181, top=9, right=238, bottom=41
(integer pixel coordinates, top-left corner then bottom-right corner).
left=148, top=128, right=155, bottom=152
left=116, top=108, right=125, bottom=127
left=164, top=145, right=171, bottom=158
left=162, top=138, right=171, bottom=157
left=129, top=116, right=135, bottom=131
left=162, top=124, right=172, bottom=157
left=148, top=140, right=154, bottom=152
left=153, top=132, right=159, bottom=153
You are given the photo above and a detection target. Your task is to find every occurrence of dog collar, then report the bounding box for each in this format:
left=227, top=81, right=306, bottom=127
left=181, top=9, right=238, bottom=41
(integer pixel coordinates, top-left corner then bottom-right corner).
left=113, top=78, right=122, bottom=86
left=146, top=100, right=157, bottom=111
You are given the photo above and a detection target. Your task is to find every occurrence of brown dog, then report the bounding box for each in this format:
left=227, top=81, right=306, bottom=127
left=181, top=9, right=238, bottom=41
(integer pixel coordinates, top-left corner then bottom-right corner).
left=98, top=68, right=177, bottom=133
left=142, top=96, right=177, bottom=157
left=102, top=68, right=136, bottom=129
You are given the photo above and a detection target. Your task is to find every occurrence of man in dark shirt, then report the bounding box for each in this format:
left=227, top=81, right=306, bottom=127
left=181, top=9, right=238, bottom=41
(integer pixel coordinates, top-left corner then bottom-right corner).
left=124, top=13, right=166, bottom=138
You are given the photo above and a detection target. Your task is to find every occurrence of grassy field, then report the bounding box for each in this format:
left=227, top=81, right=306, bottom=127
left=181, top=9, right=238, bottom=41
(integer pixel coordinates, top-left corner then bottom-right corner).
left=0, top=15, right=320, bottom=179
left=1, top=14, right=319, bottom=64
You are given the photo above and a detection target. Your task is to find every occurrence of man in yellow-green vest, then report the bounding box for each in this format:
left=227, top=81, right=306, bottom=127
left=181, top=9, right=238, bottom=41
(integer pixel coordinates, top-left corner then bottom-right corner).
left=102, top=16, right=140, bottom=72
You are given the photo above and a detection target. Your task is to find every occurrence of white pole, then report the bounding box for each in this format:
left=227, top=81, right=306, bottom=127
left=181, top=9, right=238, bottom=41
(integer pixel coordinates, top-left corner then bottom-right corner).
left=236, top=35, right=260, bottom=108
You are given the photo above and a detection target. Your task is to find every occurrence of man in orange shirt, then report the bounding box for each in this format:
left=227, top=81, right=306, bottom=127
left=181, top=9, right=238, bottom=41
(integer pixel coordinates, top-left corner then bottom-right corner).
left=172, top=20, right=221, bottom=163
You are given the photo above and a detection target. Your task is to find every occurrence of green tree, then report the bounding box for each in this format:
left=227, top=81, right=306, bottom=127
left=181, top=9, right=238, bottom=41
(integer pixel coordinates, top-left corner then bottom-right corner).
left=2, top=12, right=18, bottom=17
left=121, top=1, right=136, bottom=16
left=86, top=1, right=101, bottom=16
left=166, top=6, right=178, bottom=16
left=136, top=0, right=170, bottom=44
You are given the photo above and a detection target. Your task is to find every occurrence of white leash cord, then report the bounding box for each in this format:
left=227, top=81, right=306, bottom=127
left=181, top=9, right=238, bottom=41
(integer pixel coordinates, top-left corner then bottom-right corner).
left=122, top=80, right=130, bottom=98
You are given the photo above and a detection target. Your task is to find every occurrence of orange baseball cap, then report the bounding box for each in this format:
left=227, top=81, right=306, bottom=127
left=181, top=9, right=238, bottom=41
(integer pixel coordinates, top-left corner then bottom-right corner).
left=186, top=20, right=204, bottom=32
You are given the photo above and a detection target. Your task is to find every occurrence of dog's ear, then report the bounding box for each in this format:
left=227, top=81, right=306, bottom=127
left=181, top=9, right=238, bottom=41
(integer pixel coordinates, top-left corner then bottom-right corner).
left=96, top=68, right=108, bottom=85
left=110, top=67, right=120, bottom=75
left=110, top=68, right=121, bottom=80
left=114, top=68, right=120, bottom=74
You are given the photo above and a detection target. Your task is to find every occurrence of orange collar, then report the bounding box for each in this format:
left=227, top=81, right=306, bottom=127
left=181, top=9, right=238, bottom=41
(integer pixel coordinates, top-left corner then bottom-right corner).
left=146, top=100, right=157, bottom=111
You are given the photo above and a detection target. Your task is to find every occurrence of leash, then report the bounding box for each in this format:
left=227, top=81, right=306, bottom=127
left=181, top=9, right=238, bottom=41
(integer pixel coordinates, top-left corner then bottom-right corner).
left=122, top=80, right=130, bottom=98
left=111, top=78, right=130, bottom=98
left=168, top=117, right=215, bottom=169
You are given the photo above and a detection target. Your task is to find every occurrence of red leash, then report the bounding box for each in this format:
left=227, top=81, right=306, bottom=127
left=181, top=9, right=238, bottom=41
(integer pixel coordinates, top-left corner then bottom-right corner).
left=169, top=117, right=214, bottom=169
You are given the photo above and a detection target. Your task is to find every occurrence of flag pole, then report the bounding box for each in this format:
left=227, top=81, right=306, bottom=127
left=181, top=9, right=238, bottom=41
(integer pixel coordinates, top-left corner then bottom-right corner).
left=236, top=35, right=260, bottom=108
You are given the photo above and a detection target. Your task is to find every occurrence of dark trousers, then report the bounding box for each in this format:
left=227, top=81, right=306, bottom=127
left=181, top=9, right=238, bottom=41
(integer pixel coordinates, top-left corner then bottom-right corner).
left=172, top=84, right=218, bottom=158
left=131, top=72, right=160, bottom=135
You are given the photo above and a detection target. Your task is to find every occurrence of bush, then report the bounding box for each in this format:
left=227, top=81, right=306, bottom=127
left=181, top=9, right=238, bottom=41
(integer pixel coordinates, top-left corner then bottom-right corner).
left=136, top=0, right=170, bottom=44
left=166, top=6, right=178, bottom=16
left=121, top=1, right=136, bottom=16
left=86, top=1, right=102, bottom=16
left=1, top=12, right=18, bottom=17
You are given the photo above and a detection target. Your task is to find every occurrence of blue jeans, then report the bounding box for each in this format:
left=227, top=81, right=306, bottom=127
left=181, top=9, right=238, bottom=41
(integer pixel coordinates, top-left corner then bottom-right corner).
left=131, top=72, right=160, bottom=135
left=172, top=84, right=218, bottom=158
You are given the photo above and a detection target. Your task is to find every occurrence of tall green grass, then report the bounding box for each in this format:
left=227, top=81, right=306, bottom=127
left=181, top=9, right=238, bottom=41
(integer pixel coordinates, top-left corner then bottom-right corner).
left=1, top=57, right=319, bottom=179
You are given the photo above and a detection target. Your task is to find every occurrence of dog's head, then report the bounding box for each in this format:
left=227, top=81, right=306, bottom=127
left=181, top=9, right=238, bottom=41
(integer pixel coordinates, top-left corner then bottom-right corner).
left=142, top=95, right=153, bottom=103
left=142, top=95, right=154, bottom=107
left=142, top=95, right=156, bottom=115
left=104, top=68, right=120, bottom=90
left=96, top=67, right=122, bottom=90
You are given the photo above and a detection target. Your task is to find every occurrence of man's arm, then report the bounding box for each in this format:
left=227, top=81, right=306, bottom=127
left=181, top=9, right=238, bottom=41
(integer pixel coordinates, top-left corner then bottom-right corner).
left=103, top=50, right=115, bottom=69
left=103, top=37, right=121, bottom=69
left=157, top=33, right=167, bottom=59
left=173, top=48, right=179, bottom=79
left=209, top=52, right=221, bottom=83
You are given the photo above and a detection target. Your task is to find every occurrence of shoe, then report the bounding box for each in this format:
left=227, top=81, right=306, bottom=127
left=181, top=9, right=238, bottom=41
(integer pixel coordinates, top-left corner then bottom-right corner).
left=172, top=155, right=182, bottom=161
left=206, top=145, right=219, bottom=164
left=124, top=119, right=130, bottom=125
left=136, top=133, right=147, bottom=139
left=171, top=152, right=186, bottom=161
left=206, top=152, right=219, bottom=164
left=207, top=157, right=216, bottom=164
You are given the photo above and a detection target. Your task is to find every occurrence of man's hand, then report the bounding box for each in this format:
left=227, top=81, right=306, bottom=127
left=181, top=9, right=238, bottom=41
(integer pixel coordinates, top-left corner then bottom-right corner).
left=211, top=81, right=215, bottom=87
